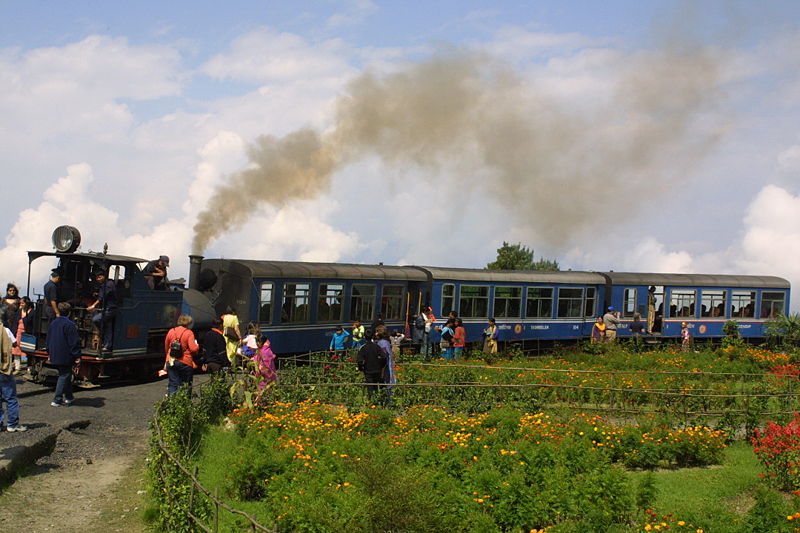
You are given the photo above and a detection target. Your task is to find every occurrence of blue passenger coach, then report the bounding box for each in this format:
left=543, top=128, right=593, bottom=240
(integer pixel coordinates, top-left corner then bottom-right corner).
left=603, top=272, right=791, bottom=340
left=420, top=267, right=607, bottom=343
left=189, top=258, right=790, bottom=353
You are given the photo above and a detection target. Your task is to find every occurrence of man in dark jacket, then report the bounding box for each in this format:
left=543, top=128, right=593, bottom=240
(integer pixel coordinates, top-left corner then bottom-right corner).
left=199, top=317, right=228, bottom=373
left=46, top=302, right=81, bottom=406
left=356, top=330, right=386, bottom=400
left=87, top=270, right=117, bottom=353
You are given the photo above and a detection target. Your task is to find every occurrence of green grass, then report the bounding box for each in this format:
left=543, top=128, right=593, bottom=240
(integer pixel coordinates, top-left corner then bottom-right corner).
left=629, top=442, right=763, bottom=532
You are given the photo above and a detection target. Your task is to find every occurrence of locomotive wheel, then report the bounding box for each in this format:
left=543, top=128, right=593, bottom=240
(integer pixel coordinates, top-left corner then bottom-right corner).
left=29, top=359, right=46, bottom=384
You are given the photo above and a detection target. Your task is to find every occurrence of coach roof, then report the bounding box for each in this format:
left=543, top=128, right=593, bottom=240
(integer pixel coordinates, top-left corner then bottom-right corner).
left=416, top=266, right=605, bottom=284
left=224, top=259, right=428, bottom=281
left=602, top=272, right=791, bottom=289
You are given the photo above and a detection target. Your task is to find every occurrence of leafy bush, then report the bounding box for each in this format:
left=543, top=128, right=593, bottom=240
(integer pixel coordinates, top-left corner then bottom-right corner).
left=752, top=413, right=800, bottom=491
left=146, top=376, right=233, bottom=532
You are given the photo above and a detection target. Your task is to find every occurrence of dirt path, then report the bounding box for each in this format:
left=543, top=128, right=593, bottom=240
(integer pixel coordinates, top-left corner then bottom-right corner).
left=0, top=377, right=172, bottom=532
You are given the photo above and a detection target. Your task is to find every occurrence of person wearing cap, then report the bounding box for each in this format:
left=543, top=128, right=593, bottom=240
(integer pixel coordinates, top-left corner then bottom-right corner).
left=87, top=270, right=118, bottom=353
left=143, top=255, right=170, bottom=290
left=603, top=306, right=621, bottom=343
left=43, top=269, right=61, bottom=319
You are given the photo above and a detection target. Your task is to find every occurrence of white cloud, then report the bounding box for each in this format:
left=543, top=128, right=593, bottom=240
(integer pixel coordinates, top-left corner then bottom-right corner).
left=778, top=144, right=800, bottom=174
left=200, top=27, right=355, bottom=84
left=325, top=0, right=377, bottom=29
left=621, top=237, right=694, bottom=273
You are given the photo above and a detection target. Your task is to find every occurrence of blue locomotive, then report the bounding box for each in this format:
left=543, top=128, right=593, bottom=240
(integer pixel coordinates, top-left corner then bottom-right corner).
left=24, top=227, right=214, bottom=383
left=22, top=225, right=791, bottom=383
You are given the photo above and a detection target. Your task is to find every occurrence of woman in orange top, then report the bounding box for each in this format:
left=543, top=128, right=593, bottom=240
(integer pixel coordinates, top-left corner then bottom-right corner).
left=163, top=314, right=199, bottom=395
left=453, top=318, right=467, bottom=359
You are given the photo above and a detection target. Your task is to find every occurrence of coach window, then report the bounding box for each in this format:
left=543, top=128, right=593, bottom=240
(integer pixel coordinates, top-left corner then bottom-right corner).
left=318, top=283, right=344, bottom=322
left=259, top=282, right=273, bottom=323
left=761, top=292, right=786, bottom=319
left=622, top=288, right=637, bottom=318
left=441, top=284, right=455, bottom=316
left=350, top=284, right=375, bottom=322
left=731, top=291, right=755, bottom=318
left=282, top=283, right=310, bottom=323
left=701, top=290, right=726, bottom=318
left=557, top=288, right=583, bottom=318
left=669, top=289, right=696, bottom=318
left=584, top=287, right=597, bottom=317
left=381, top=285, right=404, bottom=321
left=494, top=287, right=521, bottom=318
left=526, top=287, right=553, bottom=318
left=460, top=285, right=489, bottom=318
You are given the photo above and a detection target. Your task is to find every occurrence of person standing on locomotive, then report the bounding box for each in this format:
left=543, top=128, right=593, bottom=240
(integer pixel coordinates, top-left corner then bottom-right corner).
left=87, top=270, right=117, bottom=353
left=43, top=269, right=62, bottom=319
left=143, top=255, right=169, bottom=290
left=47, top=302, right=80, bottom=407
left=164, top=314, right=199, bottom=395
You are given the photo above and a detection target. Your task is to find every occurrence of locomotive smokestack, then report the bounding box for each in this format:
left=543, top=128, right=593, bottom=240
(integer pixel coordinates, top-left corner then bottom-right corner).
left=188, top=255, right=203, bottom=290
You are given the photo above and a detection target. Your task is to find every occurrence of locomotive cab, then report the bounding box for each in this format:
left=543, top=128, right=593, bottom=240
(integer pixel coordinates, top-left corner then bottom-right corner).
left=24, top=227, right=183, bottom=384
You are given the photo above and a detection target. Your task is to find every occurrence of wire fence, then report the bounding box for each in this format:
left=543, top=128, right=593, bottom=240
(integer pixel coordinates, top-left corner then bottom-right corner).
left=269, top=349, right=800, bottom=423
left=150, top=378, right=275, bottom=533
left=147, top=349, right=799, bottom=530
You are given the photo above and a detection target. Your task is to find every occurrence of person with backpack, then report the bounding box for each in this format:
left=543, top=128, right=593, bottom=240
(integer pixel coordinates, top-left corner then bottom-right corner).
left=356, top=330, right=387, bottom=400
left=164, top=314, right=199, bottom=395
left=438, top=319, right=455, bottom=360
left=199, top=317, right=228, bottom=373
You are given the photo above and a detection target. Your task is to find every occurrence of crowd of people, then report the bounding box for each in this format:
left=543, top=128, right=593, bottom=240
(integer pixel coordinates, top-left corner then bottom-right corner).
left=162, top=306, right=277, bottom=395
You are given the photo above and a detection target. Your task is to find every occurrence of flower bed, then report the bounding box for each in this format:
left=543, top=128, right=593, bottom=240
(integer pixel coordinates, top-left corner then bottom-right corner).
left=198, top=401, right=728, bottom=532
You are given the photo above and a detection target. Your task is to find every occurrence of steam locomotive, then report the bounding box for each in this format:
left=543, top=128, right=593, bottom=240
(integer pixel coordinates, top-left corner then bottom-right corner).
left=23, top=226, right=791, bottom=384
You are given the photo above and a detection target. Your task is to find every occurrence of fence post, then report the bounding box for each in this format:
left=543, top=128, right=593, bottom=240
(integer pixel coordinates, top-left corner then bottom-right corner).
left=189, top=465, right=198, bottom=510
left=214, top=487, right=220, bottom=532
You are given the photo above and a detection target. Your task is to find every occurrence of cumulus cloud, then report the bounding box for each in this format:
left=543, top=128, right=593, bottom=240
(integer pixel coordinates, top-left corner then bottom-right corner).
left=200, top=27, right=355, bottom=84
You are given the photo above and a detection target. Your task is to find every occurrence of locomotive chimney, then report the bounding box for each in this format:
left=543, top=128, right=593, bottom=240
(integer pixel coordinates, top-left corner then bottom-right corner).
left=188, top=255, right=203, bottom=290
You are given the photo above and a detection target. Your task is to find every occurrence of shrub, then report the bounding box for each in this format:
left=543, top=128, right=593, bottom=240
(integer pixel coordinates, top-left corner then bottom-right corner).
left=752, top=413, right=800, bottom=491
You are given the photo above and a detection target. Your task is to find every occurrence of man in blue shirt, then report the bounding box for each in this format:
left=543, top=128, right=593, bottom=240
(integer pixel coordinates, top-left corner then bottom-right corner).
left=328, top=325, right=350, bottom=359
left=87, top=271, right=117, bottom=353
left=43, top=269, right=61, bottom=320
left=46, top=302, right=81, bottom=406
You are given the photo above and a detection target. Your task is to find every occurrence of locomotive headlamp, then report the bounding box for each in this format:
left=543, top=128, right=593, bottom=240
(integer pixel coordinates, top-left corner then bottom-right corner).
left=52, top=225, right=82, bottom=253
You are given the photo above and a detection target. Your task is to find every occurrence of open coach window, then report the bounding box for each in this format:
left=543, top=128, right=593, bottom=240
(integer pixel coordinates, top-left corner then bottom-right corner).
left=670, top=289, right=696, bottom=318
left=350, top=284, right=375, bottom=321
left=701, top=290, right=727, bottom=318
left=459, top=285, right=489, bottom=318
left=441, top=284, right=455, bottom=317
left=259, top=282, right=273, bottom=323
left=557, top=287, right=583, bottom=318
left=761, top=292, right=785, bottom=319
left=622, top=288, right=637, bottom=318
left=318, top=283, right=344, bottom=322
left=526, top=287, right=553, bottom=318
left=731, top=291, right=755, bottom=318
left=281, top=283, right=310, bottom=323
left=381, top=285, right=404, bottom=321
left=494, top=287, right=521, bottom=318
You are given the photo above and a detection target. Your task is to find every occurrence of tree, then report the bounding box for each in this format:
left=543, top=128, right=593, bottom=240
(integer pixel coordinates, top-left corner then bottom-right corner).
left=486, top=242, right=560, bottom=271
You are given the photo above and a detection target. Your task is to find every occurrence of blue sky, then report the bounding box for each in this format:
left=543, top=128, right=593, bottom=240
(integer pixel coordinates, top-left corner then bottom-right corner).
left=1, top=0, right=800, bottom=304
